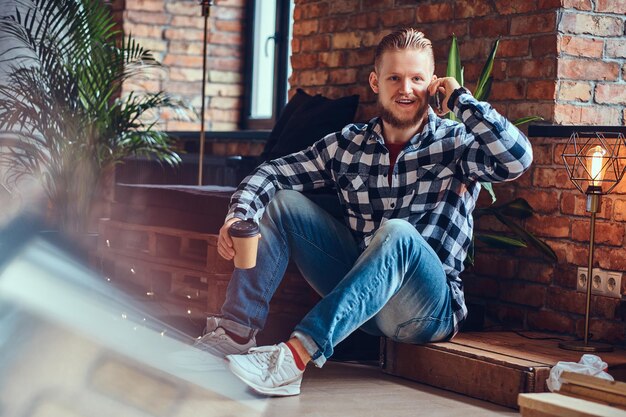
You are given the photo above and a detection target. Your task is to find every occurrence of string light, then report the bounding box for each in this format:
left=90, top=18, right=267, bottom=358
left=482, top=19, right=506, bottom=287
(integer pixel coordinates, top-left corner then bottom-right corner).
left=106, top=239, right=110, bottom=248
left=121, top=313, right=127, bottom=320
left=130, top=267, right=136, bottom=274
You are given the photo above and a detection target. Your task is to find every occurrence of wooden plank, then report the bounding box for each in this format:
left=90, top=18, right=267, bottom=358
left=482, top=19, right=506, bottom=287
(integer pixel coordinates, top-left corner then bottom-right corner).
left=384, top=340, right=538, bottom=408
left=561, top=372, right=626, bottom=397
left=559, top=383, right=626, bottom=410
left=452, top=333, right=626, bottom=368
left=424, top=341, right=549, bottom=369
left=101, top=219, right=218, bottom=243
left=518, top=393, right=626, bottom=417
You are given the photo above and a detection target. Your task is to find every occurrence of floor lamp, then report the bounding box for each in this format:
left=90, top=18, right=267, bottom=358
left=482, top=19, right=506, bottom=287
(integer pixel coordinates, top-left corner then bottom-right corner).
left=197, top=0, right=214, bottom=185
left=560, top=131, right=626, bottom=352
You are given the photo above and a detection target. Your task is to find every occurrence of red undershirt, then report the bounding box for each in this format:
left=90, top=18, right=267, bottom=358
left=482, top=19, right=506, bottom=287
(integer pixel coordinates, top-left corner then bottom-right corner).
left=386, top=142, right=405, bottom=187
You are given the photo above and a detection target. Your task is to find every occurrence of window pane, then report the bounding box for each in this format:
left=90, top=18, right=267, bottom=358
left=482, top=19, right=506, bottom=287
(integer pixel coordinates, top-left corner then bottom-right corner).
left=251, top=1, right=277, bottom=119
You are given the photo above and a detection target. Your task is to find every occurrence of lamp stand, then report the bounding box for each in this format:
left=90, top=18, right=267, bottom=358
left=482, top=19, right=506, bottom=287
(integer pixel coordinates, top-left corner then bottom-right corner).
left=559, top=192, right=613, bottom=352
left=197, top=0, right=214, bottom=185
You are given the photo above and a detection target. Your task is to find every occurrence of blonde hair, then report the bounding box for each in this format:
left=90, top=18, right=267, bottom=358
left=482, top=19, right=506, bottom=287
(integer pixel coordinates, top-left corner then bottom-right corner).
left=374, top=28, right=434, bottom=71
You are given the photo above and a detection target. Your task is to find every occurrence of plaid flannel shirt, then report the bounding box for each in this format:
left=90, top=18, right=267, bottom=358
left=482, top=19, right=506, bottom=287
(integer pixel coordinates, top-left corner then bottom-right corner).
left=227, top=91, right=533, bottom=334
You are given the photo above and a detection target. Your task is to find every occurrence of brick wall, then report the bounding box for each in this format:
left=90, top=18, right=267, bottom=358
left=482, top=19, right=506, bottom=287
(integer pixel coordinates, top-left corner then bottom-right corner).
left=119, top=0, right=246, bottom=131
left=291, top=0, right=562, bottom=124
left=555, top=0, right=626, bottom=125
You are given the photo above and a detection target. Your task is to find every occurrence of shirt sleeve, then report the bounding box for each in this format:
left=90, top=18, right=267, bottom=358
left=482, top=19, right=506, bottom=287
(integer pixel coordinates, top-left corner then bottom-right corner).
left=225, top=132, right=338, bottom=223
left=453, top=91, right=533, bottom=182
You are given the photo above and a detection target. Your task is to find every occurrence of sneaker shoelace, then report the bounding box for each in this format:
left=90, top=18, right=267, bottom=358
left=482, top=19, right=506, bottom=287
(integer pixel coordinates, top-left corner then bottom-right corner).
left=247, top=345, right=286, bottom=376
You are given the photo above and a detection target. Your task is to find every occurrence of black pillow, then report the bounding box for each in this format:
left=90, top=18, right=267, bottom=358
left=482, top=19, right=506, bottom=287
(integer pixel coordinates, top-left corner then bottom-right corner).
left=263, top=90, right=359, bottom=161
left=260, top=88, right=313, bottom=161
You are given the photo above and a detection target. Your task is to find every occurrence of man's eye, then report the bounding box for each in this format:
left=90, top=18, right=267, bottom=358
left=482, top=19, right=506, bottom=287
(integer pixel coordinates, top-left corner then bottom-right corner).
left=413, top=77, right=423, bottom=82
left=389, top=76, right=399, bottom=81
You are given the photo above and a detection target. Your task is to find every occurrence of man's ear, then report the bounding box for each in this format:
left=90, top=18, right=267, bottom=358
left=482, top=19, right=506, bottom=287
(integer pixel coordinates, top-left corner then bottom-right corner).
left=369, top=71, right=379, bottom=94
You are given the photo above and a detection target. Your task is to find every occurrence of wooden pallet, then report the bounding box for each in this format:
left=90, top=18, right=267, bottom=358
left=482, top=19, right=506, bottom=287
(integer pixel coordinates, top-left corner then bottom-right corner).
left=382, top=331, right=626, bottom=409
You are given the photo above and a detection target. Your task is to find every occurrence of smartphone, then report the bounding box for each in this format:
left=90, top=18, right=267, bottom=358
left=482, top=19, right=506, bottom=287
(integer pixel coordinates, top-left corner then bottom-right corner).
left=429, top=90, right=445, bottom=113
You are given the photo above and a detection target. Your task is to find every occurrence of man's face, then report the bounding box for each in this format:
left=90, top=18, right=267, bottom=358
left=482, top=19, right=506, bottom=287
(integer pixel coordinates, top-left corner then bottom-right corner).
left=369, top=49, right=435, bottom=130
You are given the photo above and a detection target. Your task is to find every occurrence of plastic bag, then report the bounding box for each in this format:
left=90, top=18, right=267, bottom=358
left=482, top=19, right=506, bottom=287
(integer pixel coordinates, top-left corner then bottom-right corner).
left=547, top=354, right=614, bottom=392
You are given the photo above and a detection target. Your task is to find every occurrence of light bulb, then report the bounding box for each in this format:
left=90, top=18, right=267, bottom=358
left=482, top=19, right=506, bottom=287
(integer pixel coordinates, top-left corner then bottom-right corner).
left=587, top=145, right=606, bottom=187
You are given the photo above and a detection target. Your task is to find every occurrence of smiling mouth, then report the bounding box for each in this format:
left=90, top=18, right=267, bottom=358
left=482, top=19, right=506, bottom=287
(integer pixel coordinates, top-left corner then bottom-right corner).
left=395, top=98, right=416, bottom=105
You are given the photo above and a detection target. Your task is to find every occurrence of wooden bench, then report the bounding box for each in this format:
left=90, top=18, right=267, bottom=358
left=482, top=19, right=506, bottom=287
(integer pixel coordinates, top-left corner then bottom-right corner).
left=382, top=331, right=626, bottom=409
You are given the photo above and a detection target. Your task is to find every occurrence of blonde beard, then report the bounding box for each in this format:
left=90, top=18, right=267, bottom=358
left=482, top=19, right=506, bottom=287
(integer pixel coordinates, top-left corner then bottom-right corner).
left=377, top=97, right=429, bottom=130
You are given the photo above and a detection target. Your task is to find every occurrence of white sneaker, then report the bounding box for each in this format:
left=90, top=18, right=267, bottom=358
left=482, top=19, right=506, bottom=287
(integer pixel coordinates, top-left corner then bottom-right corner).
left=194, top=327, right=256, bottom=358
left=227, top=343, right=304, bottom=396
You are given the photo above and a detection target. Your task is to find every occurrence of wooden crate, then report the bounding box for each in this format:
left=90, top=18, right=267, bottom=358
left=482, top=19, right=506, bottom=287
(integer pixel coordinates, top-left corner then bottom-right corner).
left=382, top=331, right=626, bottom=409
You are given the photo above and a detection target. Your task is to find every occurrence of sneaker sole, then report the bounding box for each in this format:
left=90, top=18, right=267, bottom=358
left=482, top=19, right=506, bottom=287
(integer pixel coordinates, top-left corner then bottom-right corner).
left=228, top=359, right=301, bottom=396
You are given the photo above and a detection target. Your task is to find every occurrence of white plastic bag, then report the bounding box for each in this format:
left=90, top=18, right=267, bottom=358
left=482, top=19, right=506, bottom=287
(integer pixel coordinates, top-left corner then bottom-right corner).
left=547, top=354, right=614, bottom=392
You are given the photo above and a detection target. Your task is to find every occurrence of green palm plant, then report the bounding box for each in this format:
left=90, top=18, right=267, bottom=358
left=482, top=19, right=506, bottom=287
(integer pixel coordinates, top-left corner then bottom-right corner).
left=444, top=35, right=556, bottom=264
left=0, top=0, right=192, bottom=236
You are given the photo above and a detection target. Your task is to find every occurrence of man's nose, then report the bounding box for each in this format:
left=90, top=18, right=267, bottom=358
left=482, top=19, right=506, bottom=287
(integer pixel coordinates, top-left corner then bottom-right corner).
left=399, top=78, right=412, bottom=94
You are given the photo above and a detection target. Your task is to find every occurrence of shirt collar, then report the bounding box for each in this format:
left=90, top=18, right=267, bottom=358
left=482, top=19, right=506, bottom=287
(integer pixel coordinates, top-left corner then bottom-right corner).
left=367, top=109, right=438, bottom=149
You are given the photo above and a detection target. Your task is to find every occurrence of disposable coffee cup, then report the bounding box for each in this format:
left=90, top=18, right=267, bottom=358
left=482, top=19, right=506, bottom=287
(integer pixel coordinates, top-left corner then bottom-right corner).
left=228, top=220, right=260, bottom=269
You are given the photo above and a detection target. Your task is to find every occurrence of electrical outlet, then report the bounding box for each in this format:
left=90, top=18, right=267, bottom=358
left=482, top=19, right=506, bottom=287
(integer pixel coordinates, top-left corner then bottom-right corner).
left=605, top=272, right=622, bottom=299
left=576, top=267, right=623, bottom=298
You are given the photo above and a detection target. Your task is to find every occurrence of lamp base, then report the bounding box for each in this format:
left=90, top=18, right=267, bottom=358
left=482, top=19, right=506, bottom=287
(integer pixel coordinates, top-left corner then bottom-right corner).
left=558, top=340, right=613, bottom=352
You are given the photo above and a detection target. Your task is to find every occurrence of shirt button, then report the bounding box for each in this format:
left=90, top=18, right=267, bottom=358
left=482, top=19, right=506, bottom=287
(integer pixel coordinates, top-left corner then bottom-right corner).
left=383, top=173, right=387, bottom=177
left=390, top=202, right=395, bottom=208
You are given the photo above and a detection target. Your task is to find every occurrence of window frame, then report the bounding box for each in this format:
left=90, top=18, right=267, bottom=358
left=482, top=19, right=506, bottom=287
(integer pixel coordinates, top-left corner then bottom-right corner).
left=241, top=0, right=292, bottom=130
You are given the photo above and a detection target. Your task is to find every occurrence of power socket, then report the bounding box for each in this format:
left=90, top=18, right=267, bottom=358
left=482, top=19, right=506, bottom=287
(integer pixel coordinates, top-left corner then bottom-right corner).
left=576, top=267, right=623, bottom=299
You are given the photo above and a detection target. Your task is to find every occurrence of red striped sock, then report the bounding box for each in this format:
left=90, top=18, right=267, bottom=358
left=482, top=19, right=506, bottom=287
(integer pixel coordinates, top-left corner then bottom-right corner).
left=286, top=341, right=307, bottom=371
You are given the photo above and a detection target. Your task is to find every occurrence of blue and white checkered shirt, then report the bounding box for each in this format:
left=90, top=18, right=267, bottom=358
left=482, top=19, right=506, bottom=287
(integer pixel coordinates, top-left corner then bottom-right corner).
left=227, top=91, right=533, bottom=333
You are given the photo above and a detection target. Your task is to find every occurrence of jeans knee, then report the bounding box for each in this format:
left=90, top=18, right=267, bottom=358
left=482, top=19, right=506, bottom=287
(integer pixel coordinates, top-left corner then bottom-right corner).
left=376, top=219, right=422, bottom=247
left=265, top=190, right=301, bottom=222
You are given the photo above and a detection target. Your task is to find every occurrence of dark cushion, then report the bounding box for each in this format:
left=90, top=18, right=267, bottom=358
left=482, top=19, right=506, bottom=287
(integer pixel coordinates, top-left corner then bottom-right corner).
left=260, top=88, right=314, bottom=161
left=263, top=89, right=359, bottom=161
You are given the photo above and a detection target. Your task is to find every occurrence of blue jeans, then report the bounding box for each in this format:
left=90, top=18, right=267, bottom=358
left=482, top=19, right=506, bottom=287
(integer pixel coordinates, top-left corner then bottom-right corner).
left=220, top=190, right=454, bottom=367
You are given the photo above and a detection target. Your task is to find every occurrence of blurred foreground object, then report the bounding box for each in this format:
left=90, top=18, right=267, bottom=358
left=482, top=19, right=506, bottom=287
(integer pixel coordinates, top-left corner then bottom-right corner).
left=0, top=216, right=265, bottom=417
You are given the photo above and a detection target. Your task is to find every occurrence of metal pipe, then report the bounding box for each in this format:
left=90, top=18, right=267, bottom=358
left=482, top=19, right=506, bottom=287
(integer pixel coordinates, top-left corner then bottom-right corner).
left=197, top=0, right=213, bottom=185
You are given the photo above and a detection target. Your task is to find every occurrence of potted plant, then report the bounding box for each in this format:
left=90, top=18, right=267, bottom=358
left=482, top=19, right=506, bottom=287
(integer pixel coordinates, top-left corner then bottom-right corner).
left=444, top=35, right=556, bottom=264
left=0, top=0, right=192, bottom=239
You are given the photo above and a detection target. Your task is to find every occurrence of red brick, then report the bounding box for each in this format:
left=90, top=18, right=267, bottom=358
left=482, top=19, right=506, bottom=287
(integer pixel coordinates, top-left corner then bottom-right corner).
left=507, top=58, right=556, bottom=79
left=606, top=40, right=626, bottom=59
left=531, top=34, right=558, bottom=57
left=329, top=68, right=358, bottom=85
left=380, top=8, right=415, bottom=27
left=558, top=58, right=620, bottom=81
left=489, top=80, right=526, bottom=101
left=595, top=84, right=626, bottom=105
left=301, top=35, right=331, bottom=52
left=319, top=16, right=350, bottom=33
left=428, top=23, right=469, bottom=42
left=464, top=276, right=499, bottom=298
left=615, top=199, right=626, bottom=221
left=363, top=0, right=395, bottom=8
left=596, top=0, right=626, bottom=14
left=554, top=103, right=622, bottom=125
left=572, top=220, right=625, bottom=245
left=517, top=189, right=560, bottom=214
left=350, top=12, right=379, bottom=29
left=214, top=20, right=243, bottom=33
left=494, top=0, right=537, bottom=14
left=209, top=96, right=240, bottom=110
left=293, top=19, right=319, bottom=36
left=526, top=214, right=571, bottom=238
left=470, top=17, right=509, bottom=38
left=558, top=81, right=592, bottom=102
left=127, top=0, right=165, bottom=12
left=206, top=57, right=241, bottom=72
left=485, top=303, right=526, bottom=328
left=516, top=262, right=555, bottom=284
left=291, top=53, right=318, bottom=70
left=213, top=6, right=244, bottom=20
left=593, top=297, right=621, bottom=320
left=299, top=69, right=329, bottom=86
left=165, top=1, right=197, bottom=16
left=549, top=240, right=589, bottom=265
left=455, top=0, right=494, bottom=18
left=298, top=2, right=330, bottom=19
left=329, top=0, right=360, bottom=14
left=162, top=54, right=204, bottom=68
left=529, top=144, right=554, bottom=165
left=527, top=310, right=576, bottom=333
left=547, top=286, right=586, bottom=315
left=318, top=51, right=347, bottom=68
left=209, top=45, right=242, bottom=58
left=169, top=41, right=204, bottom=55
left=332, top=32, right=362, bottom=49
left=498, top=38, right=530, bottom=58
left=416, top=3, right=454, bottom=23
left=169, top=15, right=205, bottom=30
left=596, top=247, right=626, bottom=271
left=473, top=254, right=518, bottom=279
left=537, top=0, right=562, bottom=8
left=511, top=13, right=556, bottom=35
left=169, top=67, right=204, bottom=82
left=125, top=10, right=170, bottom=25
left=560, top=13, right=624, bottom=36
left=562, top=0, right=593, bottom=10
left=346, top=49, right=376, bottom=67
left=500, top=282, right=546, bottom=307
left=527, top=80, right=556, bottom=100
left=359, top=32, right=386, bottom=49
left=559, top=36, right=604, bottom=58
left=216, top=0, right=244, bottom=6
left=125, top=22, right=164, bottom=38
left=210, top=32, right=243, bottom=46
